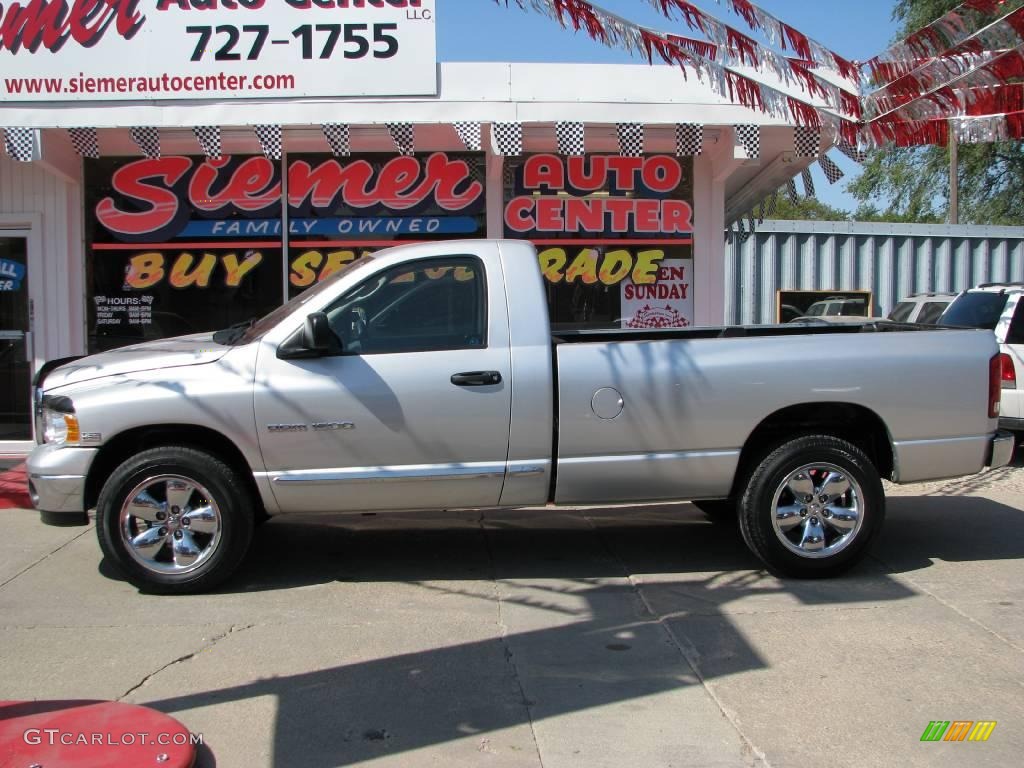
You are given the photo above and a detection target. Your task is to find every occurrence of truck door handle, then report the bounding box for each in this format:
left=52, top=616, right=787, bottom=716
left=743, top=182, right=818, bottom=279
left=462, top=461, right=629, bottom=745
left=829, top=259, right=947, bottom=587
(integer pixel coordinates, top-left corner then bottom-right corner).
left=451, top=371, right=502, bottom=386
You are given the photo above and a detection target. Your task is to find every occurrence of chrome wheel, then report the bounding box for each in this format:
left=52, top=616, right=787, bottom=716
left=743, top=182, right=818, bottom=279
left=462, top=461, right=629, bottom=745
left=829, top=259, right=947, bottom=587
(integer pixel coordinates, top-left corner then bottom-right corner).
left=770, top=463, right=864, bottom=559
left=119, top=475, right=223, bottom=575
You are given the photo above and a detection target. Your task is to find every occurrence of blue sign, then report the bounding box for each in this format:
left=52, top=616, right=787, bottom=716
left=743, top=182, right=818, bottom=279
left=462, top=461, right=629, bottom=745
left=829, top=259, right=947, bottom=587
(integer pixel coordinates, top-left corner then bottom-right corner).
left=0, top=258, right=25, bottom=291
left=180, top=216, right=479, bottom=239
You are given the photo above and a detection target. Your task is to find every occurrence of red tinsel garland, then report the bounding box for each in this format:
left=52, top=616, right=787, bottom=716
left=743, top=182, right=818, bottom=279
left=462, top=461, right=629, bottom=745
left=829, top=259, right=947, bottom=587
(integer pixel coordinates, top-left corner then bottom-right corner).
left=726, top=26, right=760, bottom=67
left=551, top=0, right=608, bottom=41
left=667, top=33, right=719, bottom=62
left=727, top=0, right=760, bottom=31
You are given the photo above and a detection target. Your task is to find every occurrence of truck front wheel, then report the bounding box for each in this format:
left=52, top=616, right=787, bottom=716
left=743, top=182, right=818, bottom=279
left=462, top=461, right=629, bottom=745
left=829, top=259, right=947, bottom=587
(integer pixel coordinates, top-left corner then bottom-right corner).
left=96, top=446, right=254, bottom=594
left=738, top=435, right=884, bottom=578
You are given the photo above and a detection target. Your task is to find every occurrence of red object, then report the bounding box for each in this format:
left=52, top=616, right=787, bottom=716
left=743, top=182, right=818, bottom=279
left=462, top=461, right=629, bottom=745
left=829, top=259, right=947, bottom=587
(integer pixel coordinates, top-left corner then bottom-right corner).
left=0, top=700, right=196, bottom=768
left=1000, top=352, right=1017, bottom=389
left=0, top=462, right=32, bottom=510
left=989, top=354, right=1003, bottom=418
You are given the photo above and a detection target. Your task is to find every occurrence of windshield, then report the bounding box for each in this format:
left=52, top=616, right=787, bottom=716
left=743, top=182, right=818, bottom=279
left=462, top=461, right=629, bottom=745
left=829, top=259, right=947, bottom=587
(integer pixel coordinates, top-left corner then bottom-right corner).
left=938, top=292, right=1008, bottom=330
left=218, top=254, right=377, bottom=345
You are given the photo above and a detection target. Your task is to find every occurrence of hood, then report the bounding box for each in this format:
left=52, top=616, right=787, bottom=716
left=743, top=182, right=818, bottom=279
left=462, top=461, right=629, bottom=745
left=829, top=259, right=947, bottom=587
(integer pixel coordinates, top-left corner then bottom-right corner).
left=43, top=333, right=229, bottom=390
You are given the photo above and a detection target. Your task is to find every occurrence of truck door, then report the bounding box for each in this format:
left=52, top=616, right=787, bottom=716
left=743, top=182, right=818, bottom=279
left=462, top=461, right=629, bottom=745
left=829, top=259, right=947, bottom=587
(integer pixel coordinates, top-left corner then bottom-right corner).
left=254, top=253, right=513, bottom=513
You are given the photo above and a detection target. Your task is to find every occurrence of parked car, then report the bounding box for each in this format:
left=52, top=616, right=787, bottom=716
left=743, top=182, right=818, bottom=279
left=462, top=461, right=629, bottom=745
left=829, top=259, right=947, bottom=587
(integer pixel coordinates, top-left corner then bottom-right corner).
left=938, top=283, right=1024, bottom=435
left=887, top=292, right=957, bottom=325
left=803, top=297, right=868, bottom=318
left=27, top=240, right=1012, bottom=593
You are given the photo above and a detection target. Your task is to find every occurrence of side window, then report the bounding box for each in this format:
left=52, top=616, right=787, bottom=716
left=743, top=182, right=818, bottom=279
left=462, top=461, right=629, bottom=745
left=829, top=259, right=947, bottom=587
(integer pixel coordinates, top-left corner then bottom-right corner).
left=1006, top=298, right=1024, bottom=345
left=324, top=257, right=486, bottom=355
left=915, top=301, right=948, bottom=325
left=889, top=302, right=914, bottom=322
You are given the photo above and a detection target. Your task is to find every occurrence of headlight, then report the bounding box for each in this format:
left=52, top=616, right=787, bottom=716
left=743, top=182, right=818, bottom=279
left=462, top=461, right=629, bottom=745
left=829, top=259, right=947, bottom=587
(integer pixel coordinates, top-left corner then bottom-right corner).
left=40, top=397, right=79, bottom=445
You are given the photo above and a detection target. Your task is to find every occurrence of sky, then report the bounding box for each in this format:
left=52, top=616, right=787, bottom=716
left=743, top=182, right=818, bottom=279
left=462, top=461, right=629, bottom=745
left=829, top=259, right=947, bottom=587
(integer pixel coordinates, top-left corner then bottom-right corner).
left=436, top=0, right=903, bottom=212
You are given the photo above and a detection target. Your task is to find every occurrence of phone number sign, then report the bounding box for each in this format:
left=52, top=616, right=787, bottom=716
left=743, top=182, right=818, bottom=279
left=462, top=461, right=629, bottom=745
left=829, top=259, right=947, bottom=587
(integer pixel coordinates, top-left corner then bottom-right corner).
left=0, top=0, right=437, bottom=102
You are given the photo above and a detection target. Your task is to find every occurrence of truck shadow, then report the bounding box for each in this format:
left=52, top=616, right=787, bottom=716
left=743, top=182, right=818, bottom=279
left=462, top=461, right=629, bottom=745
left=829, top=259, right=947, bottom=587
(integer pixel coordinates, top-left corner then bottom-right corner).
left=117, top=498, right=1024, bottom=767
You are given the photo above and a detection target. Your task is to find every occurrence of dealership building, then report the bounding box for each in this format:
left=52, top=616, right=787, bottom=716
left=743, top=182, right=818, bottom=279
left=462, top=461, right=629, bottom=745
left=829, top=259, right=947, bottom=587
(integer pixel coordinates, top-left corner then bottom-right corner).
left=0, top=1, right=843, bottom=453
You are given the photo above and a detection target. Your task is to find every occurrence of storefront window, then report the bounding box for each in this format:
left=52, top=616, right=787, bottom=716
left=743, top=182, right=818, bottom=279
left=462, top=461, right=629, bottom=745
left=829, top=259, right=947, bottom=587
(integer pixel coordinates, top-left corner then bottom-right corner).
left=84, top=156, right=284, bottom=352
left=285, top=152, right=486, bottom=299
left=503, top=154, right=694, bottom=330
left=84, top=152, right=486, bottom=350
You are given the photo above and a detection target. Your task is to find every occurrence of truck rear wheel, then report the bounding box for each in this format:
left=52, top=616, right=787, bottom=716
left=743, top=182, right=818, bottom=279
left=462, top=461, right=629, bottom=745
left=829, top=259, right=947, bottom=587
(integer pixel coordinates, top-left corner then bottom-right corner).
left=96, top=446, right=254, bottom=594
left=738, top=435, right=884, bottom=578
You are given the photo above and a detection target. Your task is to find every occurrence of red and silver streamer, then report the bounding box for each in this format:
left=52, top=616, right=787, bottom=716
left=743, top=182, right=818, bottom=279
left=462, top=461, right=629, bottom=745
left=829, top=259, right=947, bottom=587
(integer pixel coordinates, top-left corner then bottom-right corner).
left=712, top=0, right=859, bottom=81
left=638, top=0, right=859, bottom=116
left=865, top=0, right=1014, bottom=85
left=499, top=0, right=856, bottom=134
left=863, top=7, right=1024, bottom=116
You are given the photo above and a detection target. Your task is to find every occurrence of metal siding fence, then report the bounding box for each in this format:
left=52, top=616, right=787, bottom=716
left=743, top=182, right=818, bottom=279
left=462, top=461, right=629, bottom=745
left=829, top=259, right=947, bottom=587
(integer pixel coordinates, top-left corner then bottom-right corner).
left=726, top=221, right=1024, bottom=324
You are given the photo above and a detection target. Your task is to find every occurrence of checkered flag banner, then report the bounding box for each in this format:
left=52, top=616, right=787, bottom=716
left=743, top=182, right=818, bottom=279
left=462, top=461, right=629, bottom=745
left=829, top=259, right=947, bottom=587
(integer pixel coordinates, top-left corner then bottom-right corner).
left=794, top=126, right=820, bottom=158
left=734, top=124, right=760, bottom=159
left=454, top=121, right=482, bottom=151
left=675, top=123, right=703, bottom=156
left=321, top=123, right=350, bottom=156
left=3, top=128, right=35, bottom=162
left=786, top=178, right=799, bottom=204
left=616, top=123, right=644, bottom=157
left=68, top=128, right=99, bottom=159
left=763, top=190, right=778, bottom=218
left=802, top=167, right=816, bottom=198
left=492, top=122, right=522, bottom=156
left=818, top=154, right=844, bottom=185
left=129, top=127, right=160, bottom=159
left=254, top=124, right=283, bottom=160
left=556, top=121, right=585, bottom=156
left=837, top=140, right=867, bottom=164
left=735, top=216, right=751, bottom=244
left=387, top=123, right=414, bottom=155
left=193, top=126, right=221, bottom=159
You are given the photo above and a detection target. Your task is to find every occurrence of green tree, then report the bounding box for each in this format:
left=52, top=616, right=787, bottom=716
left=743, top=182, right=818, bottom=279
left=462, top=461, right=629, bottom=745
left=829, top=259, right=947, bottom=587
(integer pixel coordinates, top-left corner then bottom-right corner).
left=849, top=0, right=1024, bottom=224
left=765, top=194, right=850, bottom=221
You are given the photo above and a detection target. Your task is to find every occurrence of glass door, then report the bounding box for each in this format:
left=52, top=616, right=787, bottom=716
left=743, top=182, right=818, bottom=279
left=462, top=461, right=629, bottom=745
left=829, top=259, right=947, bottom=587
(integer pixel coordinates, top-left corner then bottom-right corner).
left=0, top=235, right=32, bottom=442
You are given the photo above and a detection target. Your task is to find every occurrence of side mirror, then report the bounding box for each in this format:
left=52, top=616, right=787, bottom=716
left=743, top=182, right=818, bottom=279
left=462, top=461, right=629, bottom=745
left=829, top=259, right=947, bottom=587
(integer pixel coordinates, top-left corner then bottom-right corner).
left=304, top=312, right=333, bottom=352
left=277, top=312, right=338, bottom=359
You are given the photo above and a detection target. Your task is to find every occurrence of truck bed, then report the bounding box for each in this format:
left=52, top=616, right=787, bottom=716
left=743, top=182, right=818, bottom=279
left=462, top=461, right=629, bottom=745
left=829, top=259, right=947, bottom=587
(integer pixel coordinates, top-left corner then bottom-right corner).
left=552, top=321, right=935, bottom=345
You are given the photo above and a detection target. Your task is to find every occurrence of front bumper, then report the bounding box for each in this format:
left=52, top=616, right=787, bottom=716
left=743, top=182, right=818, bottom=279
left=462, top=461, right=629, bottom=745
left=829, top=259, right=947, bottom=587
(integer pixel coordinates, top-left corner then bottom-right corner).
left=986, top=430, right=1015, bottom=470
left=26, top=444, right=99, bottom=526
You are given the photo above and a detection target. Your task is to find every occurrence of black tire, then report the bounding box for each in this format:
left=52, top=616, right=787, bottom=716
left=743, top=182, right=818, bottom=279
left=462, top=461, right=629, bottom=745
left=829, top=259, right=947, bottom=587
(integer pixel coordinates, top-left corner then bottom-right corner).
left=738, top=435, right=884, bottom=578
left=692, top=499, right=737, bottom=524
left=96, top=446, right=255, bottom=594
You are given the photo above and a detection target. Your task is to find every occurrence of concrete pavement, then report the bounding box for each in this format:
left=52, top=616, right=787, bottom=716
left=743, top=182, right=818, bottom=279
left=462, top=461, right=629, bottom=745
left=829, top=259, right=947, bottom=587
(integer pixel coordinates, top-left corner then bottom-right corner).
left=1, top=465, right=1023, bottom=767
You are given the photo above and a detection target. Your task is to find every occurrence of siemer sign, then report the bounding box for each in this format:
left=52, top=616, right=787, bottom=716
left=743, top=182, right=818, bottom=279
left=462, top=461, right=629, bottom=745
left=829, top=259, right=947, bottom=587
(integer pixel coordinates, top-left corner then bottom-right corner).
left=0, top=0, right=437, bottom=101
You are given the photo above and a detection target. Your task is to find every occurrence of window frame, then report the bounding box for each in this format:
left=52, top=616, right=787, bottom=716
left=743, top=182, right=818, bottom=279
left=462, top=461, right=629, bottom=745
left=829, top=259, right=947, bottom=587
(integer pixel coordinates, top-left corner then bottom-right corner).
left=324, top=254, right=488, bottom=357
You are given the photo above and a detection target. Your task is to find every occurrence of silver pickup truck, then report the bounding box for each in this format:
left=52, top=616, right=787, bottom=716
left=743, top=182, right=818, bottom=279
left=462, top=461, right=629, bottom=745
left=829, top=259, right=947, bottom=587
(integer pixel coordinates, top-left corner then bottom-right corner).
left=28, top=240, right=1014, bottom=593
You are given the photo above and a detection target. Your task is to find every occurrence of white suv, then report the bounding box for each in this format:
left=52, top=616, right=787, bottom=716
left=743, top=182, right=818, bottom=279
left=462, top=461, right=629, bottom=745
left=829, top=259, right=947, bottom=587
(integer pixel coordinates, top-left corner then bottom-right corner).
left=888, top=292, right=957, bottom=325
left=938, top=284, right=1024, bottom=434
